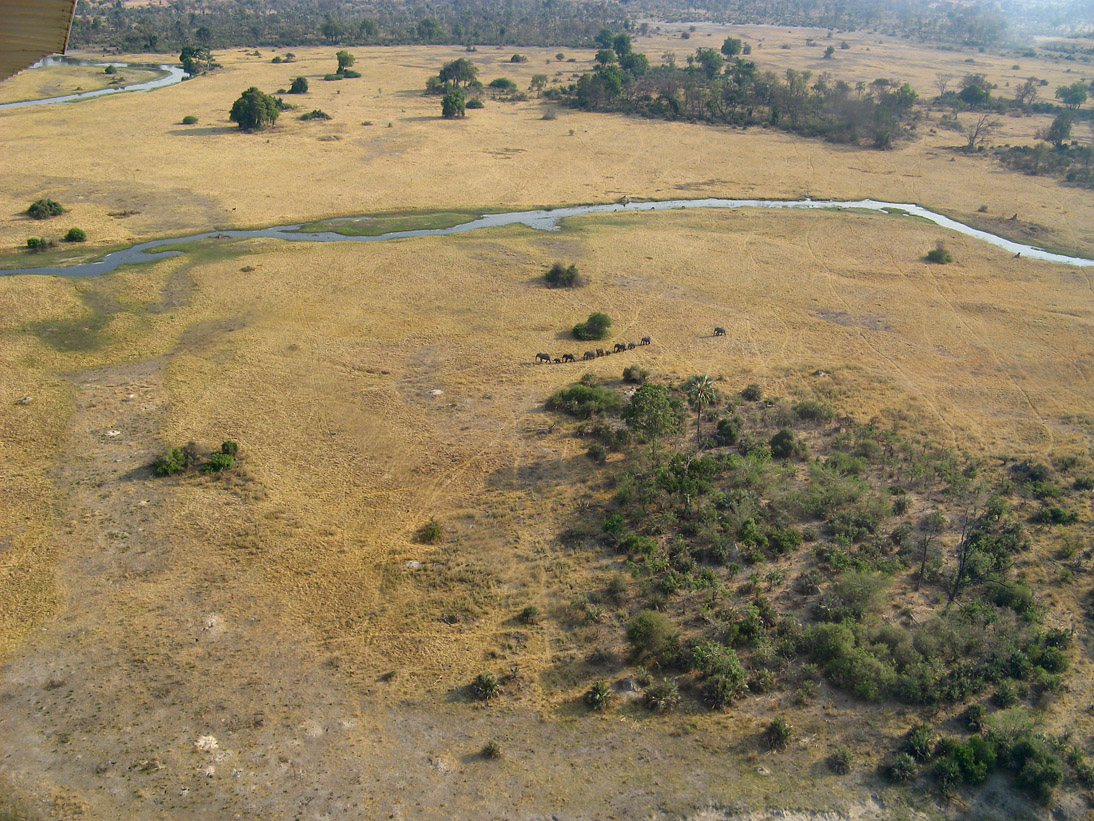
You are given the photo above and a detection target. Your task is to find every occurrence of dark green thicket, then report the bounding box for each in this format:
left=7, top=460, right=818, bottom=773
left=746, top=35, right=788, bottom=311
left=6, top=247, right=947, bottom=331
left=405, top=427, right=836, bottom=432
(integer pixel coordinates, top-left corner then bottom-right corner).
left=541, top=372, right=1085, bottom=806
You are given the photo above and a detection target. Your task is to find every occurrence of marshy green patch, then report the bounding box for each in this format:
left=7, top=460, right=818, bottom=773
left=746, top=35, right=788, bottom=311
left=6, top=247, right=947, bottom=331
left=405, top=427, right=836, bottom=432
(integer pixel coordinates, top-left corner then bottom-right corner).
left=299, top=209, right=488, bottom=236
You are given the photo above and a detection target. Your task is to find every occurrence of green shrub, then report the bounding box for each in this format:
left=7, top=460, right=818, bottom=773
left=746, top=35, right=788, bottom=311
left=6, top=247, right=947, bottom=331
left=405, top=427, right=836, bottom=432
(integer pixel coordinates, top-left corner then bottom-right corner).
left=470, top=672, right=501, bottom=700
left=466, top=97, right=484, bottom=109
left=323, top=73, right=344, bottom=81
left=288, top=76, right=308, bottom=93
left=964, top=703, right=986, bottom=732
left=764, top=716, right=792, bottom=750
left=299, top=109, right=331, bottom=121
left=883, top=752, right=918, bottom=782
left=905, top=723, right=936, bottom=761
left=25, top=237, right=56, bottom=252
left=153, top=446, right=193, bottom=477
left=104, top=64, right=117, bottom=74
left=586, top=443, right=608, bottom=463
left=201, top=452, right=235, bottom=473
left=62, top=227, right=86, bottom=243
left=1010, top=737, right=1063, bottom=804
left=1032, top=505, right=1078, bottom=525
left=770, top=428, right=801, bottom=459
left=622, top=366, right=648, bottom=385
left=828, top=747, right=853, bottom=774
left=926, top=243, right=953, bottom=264
left=626, top=609, right=677, bottom=661
left=518, top=605, right=539, bottom=625
left=482, top=740, right=502, bottom=758
left=488, top=77, right=518, bottom=92
left=181, top=115, right=199, bottom=124
left=741, top=383, right=763, bottom=401
left=27, top=198, right=64, bottom=219
left=340, top=69, right=361, bottom=78
left=417, top=517, right=444, bottom=544
left=545, top=261, right=582, bottom=288
left=793, top=399, right=835, bottom=422
left=584, top=680, right=612, bottom=709
left=220, top=440, right=239, bottom=456
left=572, top=312, right=612, bottom=341
left=547, top=383, right=622, bottom=418
left=644, top=678, right=680, bottom=712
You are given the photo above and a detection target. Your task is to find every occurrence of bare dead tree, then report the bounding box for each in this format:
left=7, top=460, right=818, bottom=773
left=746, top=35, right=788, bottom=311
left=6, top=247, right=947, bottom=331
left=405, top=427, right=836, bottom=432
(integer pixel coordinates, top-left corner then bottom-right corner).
left=964, top=113, right=999, bottom=151
left=934, top=73, right=951, bottom=96
left=1014, top=77, right=1039, bottom=107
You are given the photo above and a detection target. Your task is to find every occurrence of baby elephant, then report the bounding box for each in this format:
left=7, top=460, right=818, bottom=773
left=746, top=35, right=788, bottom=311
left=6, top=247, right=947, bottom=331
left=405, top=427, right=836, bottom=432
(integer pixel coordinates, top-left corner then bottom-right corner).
left=713, top=327, right=727, bottom=337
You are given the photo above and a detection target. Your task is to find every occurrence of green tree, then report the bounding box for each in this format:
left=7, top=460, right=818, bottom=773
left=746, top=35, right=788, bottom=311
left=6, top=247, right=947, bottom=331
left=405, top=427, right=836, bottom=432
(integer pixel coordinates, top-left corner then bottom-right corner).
left=336, top=50, right=355, bottom=74
left=179, top=46, right=214, bottom=76
left=417, top=17, right=443, bottom=40
left=721, top=36, right=742, bottom=57
left=626, top=610, right=677, bottom=660
left=321, top=15, right=344, bottom=43
left=229, top=87, right=280, bottom=131
left=27, top=198, right=64, bottom=219
left=623, top=383, right=685, bottom=441
left=571, top=312, right=611, bottom=340
left=1055, top=81, right=1088, bottom=109
left=530, top=74, right=548, bottom=94
left=683, top=374, right=718, bottom=449
left=288, top=76, right=308, bottom=94
left=439, top=58, right=478, bottom=87
left=1043, top=112, right=1073, bottom=148
left=692, top=48, right=724, bottom=80
left=612, top=33, right=632, bottom=58
left=441, top=87, right=466, bottom=118
left=595, top=48, right=617, bottom=67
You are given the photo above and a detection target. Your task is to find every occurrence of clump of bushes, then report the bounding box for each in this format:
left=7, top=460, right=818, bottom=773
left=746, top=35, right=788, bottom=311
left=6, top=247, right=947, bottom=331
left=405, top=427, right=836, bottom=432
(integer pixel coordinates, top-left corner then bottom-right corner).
left=828, top=747, right=853, bottom=774
left=927, top=242, right=953, bottom=264
left=622, top=366, right=648, bottom=384
left=417, top=517, right=444, bottom=544
left=181, top=115, right=199, bottom=124
left=27, top=198, right=64, bottom=219
left=545, top=261, right=583, bottom=288
left=153, top=440, right=238, bottom=477
left=64, top=227, right=87, bottom=242
left=288, top=76, right=308, bottom=94
left=764, top=716, right=792, bottom=750
left=466, top=98, right=484, bottom=109
left=470, top=672, right=501, bottom=700
left=25, top=237, right=56, bottom=252
left=547, top=382, right=622, bottom=418
left=584, top=680, right=612, bottom=709
left=299, top=109, right=331, bottom=121
left=644, top=678, right=680, bottom=712
left=572, top=312, right=612, bottom=341
left=741, top=383, right=763, bottom=401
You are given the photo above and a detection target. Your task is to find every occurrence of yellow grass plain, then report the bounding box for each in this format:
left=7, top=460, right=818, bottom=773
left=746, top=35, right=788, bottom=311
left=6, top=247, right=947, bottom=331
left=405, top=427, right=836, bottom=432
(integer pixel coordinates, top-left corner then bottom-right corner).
left=0, top=32, right=1092, bottom=819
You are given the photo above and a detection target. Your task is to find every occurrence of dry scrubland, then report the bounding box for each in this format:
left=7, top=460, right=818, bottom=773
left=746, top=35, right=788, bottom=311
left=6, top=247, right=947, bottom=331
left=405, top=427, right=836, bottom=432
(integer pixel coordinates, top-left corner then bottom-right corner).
left=0, top=34, right=1092, bottom=820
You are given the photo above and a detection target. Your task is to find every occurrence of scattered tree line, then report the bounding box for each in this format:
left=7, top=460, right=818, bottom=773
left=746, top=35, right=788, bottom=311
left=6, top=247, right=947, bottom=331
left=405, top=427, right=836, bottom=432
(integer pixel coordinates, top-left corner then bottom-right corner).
left=547, top=32, right=920, bottom=148
left=66, top=0, right=630, bottom=52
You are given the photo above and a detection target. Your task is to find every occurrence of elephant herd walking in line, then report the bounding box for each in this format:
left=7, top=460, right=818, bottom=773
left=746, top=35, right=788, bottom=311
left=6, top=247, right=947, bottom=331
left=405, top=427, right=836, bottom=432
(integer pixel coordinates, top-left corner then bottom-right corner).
left=535, top=337, right=650, bottom=365
left=533, top=328, right=725, bottom=364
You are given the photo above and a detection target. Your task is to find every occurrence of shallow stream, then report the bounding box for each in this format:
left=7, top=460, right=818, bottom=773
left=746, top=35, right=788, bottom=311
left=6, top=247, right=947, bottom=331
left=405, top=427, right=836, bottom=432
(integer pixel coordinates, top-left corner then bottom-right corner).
left=4, top=198, right=1092, bottom=278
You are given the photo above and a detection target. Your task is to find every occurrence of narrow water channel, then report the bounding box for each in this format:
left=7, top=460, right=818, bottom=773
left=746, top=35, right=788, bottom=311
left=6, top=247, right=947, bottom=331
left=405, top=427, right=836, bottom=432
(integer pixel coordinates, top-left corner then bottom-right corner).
left=4, top=198, right=1091, bottom=278
left=0, top=56, right=186, bottom=109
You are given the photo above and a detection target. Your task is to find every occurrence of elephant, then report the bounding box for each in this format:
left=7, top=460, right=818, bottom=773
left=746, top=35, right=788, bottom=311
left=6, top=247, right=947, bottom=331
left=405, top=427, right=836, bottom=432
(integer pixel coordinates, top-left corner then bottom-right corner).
left=640, top=336, right=651, bottom=345
left=584, top=351, right=596, bottom=360
left=713, top=327, right=727, bottom=336
left=562, top=353, right=576, bottom=362
left=535, top=352, right=551, bottom=363
left=614, top=342, right=627, bottom=353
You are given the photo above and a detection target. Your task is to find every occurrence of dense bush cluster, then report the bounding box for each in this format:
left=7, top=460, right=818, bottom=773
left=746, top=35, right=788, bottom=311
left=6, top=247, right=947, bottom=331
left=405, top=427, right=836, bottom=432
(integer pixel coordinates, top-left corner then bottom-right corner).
left=539, top=371, right=1086, bottom=805
left=27, top=199, right=64, bottom=220
left=153, top=440, right=239, bottom=476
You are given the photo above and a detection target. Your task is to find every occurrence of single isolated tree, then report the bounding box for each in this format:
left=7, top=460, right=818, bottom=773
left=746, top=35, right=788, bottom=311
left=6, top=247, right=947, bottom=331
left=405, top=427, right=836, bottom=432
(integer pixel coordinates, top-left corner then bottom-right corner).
left=441, top=87, right=466, bottom=118
left=336, top=50, right=355, bottom=74
left=229, top=87, right=280, bottom=131
left=684, top=375, right=719, bottom=449
left=439, top=58, right=478, bottom=87
left=288, top=76, right=308, bottom=94
left=721, top=36, right=743, bottom=57
left=963, top=113, right=998, bottom=151
left=1040, top=112, right=1073, bottom=148
left=1056, top=81, right=1088, bottom=110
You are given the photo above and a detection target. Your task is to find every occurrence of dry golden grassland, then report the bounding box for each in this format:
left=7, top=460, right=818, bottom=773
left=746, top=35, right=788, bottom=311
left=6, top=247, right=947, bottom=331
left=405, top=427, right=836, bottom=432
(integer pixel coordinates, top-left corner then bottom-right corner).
left=0, top=36, right=1092, bottom=820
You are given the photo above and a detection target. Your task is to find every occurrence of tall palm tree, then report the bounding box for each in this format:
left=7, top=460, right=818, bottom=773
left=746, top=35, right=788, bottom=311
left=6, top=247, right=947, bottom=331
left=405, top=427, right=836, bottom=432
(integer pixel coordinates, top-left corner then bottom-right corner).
left=685, top=374, right=718, bottom=450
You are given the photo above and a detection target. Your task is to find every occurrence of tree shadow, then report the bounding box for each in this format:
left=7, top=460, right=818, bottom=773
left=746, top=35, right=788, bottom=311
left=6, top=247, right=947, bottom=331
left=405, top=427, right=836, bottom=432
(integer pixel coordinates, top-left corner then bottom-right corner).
left=167, top=125, right=238, bottom=136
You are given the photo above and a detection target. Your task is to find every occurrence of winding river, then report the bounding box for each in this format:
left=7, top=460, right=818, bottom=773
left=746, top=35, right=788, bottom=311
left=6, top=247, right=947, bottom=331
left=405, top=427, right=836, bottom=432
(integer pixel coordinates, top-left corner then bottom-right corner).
left=0, top=56, right=186, bottom=109
left=4, top=198, right=1092, bottom=278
